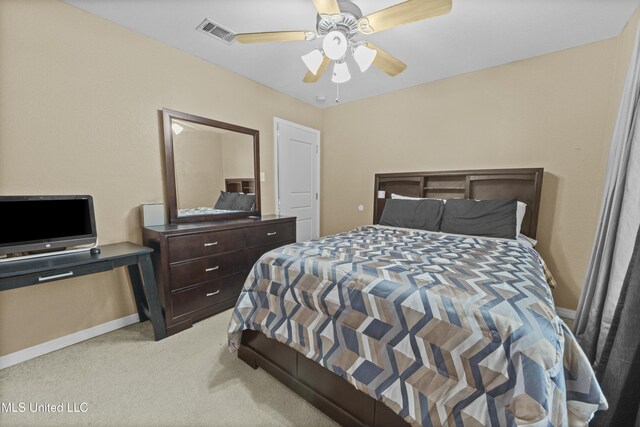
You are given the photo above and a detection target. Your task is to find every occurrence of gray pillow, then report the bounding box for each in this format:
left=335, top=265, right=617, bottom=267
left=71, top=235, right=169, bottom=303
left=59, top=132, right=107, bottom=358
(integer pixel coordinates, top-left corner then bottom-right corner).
left=214, top=191, right=240, bottom=210
left=232, top=193, right=256, bottom=211
left=441, top=199, right=517, bottom=239
left=379, top=199, right=444, bottom=231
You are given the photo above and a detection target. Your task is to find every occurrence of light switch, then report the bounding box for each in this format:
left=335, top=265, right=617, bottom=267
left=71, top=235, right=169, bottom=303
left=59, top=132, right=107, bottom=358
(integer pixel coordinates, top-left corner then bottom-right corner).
left=260, top=172, right=265, bottom=182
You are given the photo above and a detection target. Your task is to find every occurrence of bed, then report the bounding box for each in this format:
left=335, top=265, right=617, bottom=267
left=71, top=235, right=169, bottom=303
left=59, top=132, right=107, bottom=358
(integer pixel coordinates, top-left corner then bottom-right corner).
left=177, top=207, right=244, bottom=216
left=227, top=168, right=606, bottom=426
left=178, top=182, right=257, bottom=217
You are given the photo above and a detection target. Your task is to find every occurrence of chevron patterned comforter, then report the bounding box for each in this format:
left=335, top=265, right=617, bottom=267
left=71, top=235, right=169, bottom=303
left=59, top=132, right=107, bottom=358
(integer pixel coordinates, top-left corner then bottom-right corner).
left=228, top=225, right=606, bottom=426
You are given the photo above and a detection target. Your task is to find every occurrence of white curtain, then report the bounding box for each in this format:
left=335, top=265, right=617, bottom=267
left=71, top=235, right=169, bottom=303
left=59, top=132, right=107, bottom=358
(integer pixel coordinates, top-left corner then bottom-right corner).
left=574, top=25, right=640, bottom=365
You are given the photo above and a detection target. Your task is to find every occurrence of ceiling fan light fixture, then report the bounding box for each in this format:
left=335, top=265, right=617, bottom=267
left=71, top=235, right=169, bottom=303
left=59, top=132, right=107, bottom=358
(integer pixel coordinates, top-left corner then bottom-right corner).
left=171, top=123, right=184, bottom=135
left=322, top=30, right=348, bottom=60
left=332, top=61, right=351, bottom=83
left=302, top=49, right=325, bottom=75
left=353, top=44, right=377, bottom=72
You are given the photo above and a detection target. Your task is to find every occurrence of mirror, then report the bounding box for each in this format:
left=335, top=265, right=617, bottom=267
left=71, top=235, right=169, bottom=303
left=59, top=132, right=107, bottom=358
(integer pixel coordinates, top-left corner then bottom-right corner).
left=162, top=109, right=260, bottom=223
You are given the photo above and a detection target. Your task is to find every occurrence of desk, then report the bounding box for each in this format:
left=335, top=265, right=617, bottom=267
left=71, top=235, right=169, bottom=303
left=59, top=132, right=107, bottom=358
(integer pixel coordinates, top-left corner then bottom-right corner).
left=0, top=242, right=166, bottom=340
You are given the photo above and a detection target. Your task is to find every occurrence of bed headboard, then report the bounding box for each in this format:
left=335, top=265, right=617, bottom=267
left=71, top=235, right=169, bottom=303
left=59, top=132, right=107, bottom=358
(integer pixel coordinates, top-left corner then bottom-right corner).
left=225, top=178, right=255, bottom=193
left=373, top=168, right=544, bottom=239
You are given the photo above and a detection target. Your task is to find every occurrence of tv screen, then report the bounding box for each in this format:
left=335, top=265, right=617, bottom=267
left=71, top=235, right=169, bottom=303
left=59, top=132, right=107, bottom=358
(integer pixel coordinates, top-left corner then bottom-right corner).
left=0, top=195, right=97, bottom=255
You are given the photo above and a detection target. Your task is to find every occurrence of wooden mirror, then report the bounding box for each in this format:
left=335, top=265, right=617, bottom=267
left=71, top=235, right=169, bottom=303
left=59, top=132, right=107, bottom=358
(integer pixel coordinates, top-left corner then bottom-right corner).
left=162, top=108, right=260, bottom=224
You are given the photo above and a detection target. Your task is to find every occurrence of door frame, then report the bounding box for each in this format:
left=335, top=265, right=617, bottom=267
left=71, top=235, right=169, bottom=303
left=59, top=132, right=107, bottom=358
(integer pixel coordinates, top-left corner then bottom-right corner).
left=273, top=117, right=321, bottom=239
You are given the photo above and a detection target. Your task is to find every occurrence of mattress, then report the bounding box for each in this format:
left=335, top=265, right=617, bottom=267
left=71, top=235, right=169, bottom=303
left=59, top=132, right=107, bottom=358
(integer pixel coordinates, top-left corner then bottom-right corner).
left=228, top=225, right=606, bottom=426
left=177, top=207, right=241, bottom=216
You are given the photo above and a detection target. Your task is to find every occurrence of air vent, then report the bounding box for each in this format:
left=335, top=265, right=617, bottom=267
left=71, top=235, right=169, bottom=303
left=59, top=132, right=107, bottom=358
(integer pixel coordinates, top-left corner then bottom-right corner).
left=196, top=19, right=235, bottom=44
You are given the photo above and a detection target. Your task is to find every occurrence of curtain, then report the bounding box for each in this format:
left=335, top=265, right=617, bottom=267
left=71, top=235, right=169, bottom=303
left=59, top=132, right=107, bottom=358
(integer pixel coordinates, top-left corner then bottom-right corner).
left=590, top=223, right=640, bottom=427
left=574, top=25, right=640, bottom=365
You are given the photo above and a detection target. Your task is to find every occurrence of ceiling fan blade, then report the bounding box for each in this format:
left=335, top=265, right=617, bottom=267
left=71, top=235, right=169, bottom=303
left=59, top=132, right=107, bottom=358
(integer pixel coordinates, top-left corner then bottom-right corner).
left=303, top=56, right=331, bottom=83
left=359, top=0, right=452, bottom=34
left=235, top=31, right=311, bottom=44
left=366, top=43, right=407, bottom=76
left=311, top=0, right=341, bottom=15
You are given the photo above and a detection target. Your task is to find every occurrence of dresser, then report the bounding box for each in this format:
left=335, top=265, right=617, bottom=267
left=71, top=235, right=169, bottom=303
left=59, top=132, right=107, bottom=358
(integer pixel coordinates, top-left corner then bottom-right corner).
left=142, top=215, right=296, bottom=336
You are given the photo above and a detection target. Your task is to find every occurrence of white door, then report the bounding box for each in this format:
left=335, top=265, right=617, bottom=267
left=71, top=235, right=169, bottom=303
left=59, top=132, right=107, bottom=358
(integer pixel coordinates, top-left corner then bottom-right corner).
left=275, top=119, right=320, bottom=242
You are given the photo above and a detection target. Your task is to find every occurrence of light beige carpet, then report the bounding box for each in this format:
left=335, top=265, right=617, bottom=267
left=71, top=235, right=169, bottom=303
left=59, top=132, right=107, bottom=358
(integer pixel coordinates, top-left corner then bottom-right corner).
left=0, top=309, right=337, bottom=427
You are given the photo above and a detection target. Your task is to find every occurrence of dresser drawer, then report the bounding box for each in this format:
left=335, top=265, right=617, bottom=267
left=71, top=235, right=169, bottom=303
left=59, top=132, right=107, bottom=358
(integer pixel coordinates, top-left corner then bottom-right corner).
left=245, top=221, right=295, bottom=248
left=168, top=229, right=243, bottom=263
left=170, top=273, right=245, bottom=319
left=170, top=251, right=245, bottom=291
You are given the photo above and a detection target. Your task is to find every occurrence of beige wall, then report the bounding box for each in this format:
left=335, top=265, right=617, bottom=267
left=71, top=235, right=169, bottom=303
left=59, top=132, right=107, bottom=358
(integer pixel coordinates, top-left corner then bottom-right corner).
left=321, top=9, right=640, bottom=311
left=221, top=132, right=255, bottom=181
left=1, top=0, right=638, bottom=357
left=174, top=129, right=223, bottom=208
left=0, top=0, right=322, bottom=356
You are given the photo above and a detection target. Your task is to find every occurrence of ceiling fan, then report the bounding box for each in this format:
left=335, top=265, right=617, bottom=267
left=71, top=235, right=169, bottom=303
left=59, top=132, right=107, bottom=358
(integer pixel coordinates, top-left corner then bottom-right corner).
left=234, top=0, right=452, bottom=84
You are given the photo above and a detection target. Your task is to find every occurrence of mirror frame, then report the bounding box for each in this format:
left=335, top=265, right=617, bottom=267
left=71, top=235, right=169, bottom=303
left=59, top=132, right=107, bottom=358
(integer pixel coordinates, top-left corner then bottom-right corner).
left=162, top=108, right=261, bottom=224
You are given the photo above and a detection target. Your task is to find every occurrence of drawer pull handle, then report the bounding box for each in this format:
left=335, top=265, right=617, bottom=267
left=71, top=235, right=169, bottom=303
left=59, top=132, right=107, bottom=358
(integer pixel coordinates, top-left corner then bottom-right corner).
left=205, top=266, right=220, bottom=272
left=204, top=242, right=218, bottom=247
left=38, top=271, right=74, bottom=282
left=206, top=290, right=220, bottom=297
left=267, top=232, right=277, bottom=236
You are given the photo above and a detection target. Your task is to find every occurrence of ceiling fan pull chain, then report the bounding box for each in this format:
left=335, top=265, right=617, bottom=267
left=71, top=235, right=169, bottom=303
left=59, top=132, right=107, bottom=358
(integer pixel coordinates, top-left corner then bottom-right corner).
left=336, top=83, right=340, bottom=103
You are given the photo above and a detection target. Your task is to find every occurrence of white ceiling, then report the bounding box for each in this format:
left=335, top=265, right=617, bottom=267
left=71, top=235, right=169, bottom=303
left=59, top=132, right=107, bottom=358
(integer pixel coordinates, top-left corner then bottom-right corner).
left=64, top=0, right=639, bottom=108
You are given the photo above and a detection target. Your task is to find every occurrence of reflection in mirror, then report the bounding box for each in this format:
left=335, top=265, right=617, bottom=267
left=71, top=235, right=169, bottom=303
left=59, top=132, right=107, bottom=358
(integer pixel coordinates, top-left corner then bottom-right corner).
left=172, top=119, right=255, bottom=217
left=162, top=109, right=260, bottom=224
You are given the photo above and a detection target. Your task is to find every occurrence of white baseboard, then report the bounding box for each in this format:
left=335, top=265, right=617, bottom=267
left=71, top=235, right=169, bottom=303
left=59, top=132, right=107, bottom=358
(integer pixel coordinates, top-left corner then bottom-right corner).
left=0, top=313, right=140, bottom=370
left=555, top=306, right=576, bottom=320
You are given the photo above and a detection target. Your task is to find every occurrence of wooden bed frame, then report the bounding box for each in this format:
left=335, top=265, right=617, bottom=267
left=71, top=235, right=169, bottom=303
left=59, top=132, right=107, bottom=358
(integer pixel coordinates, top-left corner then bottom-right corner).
left=238, top=167, right=544, bottom=426
left=373, top=168, right=543, bottom=238
left=225, top=177, right=255, bottom=193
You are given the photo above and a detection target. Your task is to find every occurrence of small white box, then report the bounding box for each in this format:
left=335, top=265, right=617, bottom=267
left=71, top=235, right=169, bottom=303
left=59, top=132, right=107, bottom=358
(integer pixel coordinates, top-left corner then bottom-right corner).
left=377, top=190, right=386, bottom=199
left=141, top=204, right=166, bottom=227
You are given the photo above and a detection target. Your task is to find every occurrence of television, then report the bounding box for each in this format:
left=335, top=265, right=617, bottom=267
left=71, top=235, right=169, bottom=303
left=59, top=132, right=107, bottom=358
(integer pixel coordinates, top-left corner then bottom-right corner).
left=0, top=195, right=97, bottom=256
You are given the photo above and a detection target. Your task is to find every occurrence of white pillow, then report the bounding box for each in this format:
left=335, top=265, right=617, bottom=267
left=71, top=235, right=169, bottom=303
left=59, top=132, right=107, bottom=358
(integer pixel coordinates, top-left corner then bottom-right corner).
left=391, top=193, right=443, bottom=201
left=391, top=193, right=420, bottom=200
left=516, top=201, right=526, bottom=236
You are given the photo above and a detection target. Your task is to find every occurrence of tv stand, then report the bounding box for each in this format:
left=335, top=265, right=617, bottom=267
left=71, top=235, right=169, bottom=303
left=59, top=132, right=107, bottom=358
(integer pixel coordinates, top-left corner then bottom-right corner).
left=0, top=242, right=166, bottom=341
